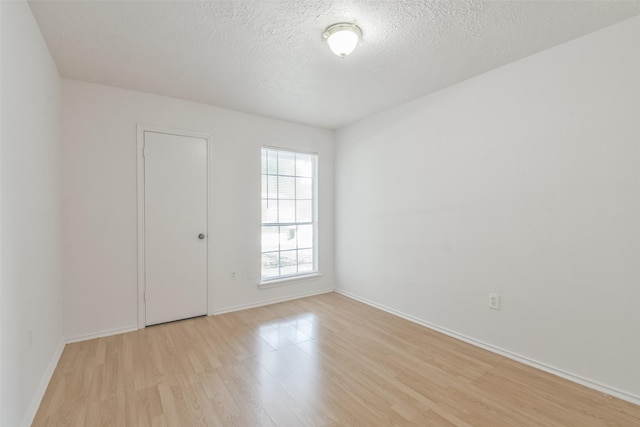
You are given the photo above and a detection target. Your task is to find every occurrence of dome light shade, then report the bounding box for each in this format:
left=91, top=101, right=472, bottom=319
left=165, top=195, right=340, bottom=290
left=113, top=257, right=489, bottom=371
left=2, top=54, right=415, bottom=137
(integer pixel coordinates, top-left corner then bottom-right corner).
left=323, top=23, right=361, bottom=58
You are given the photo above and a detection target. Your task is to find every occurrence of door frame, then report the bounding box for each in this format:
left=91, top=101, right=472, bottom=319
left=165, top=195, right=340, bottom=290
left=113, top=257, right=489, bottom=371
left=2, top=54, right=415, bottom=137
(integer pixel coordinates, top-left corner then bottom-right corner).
left=136, top=124, right=213, bottom=329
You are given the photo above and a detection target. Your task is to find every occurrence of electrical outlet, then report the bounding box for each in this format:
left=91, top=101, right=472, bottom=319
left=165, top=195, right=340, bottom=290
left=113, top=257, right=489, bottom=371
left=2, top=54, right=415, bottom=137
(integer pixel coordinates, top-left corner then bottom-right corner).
left=489, top=293, right=501, bottom=310
left=230, top=272, right=237, bottom=280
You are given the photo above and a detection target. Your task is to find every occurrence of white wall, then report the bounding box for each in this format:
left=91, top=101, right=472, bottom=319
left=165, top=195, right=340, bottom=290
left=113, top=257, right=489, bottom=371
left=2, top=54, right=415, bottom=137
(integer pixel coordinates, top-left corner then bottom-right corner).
left=335, top=16, right=640, bottom=401
left=0, top=1, right=64, bottom=426
left=62, top=80, right=335, bottom=340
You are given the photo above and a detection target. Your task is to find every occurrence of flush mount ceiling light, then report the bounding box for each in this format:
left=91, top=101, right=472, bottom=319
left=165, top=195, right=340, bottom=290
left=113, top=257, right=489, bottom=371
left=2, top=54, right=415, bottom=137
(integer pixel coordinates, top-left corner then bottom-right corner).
left=323, top=23, right=362, bottom=58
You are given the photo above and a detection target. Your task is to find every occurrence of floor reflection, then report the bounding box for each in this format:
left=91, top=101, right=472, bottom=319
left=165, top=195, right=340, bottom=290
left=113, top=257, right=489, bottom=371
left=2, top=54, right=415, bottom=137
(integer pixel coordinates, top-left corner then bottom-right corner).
left=255, top=313, right=326, bottom=420
left=257, top=313, right=316, bottom=349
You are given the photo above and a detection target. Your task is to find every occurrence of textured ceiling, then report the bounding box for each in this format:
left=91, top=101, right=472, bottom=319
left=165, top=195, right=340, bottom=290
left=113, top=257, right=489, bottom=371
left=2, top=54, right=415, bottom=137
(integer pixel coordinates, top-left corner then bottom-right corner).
left=29, top=1, right=640, bottom=129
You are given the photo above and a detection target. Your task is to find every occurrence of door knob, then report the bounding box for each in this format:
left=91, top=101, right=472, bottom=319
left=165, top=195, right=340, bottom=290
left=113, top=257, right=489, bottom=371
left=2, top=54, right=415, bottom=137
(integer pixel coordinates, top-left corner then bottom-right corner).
left=198, top=234, right=205, bottom=239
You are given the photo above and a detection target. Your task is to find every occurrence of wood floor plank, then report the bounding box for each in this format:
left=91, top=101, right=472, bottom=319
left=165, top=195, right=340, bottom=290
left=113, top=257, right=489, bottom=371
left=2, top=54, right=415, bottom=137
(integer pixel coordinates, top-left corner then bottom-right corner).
left=33, top=292, right=640, bottom=426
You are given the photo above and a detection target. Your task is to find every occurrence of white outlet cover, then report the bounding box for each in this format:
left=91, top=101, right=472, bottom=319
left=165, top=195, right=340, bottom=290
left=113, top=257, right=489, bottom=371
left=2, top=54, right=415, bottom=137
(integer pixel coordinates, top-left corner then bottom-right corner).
left=489, top=293, right=501, bottom=310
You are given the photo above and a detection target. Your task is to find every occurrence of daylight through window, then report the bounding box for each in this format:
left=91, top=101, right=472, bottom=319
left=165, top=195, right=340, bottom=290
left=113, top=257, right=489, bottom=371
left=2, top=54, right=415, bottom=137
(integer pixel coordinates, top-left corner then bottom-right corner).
left=261, top=147, right=317, bottom=281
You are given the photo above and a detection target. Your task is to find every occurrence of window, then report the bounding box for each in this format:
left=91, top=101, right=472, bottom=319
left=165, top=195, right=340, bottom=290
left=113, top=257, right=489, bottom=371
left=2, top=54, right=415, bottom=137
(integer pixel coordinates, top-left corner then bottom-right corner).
left=261, top=147, right=317, bottom=282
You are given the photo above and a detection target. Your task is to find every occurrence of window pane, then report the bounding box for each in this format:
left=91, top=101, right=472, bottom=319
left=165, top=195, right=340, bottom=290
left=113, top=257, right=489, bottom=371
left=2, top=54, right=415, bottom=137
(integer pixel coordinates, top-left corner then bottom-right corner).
left=278, top=200, right=295, bottom=223
left=262, top=252, right=280, bottom=278
left=279, top=225, right=296, bottom=251
left=278, top=151, right=295, bottom=176
left=261, top=149, right=267, bottom=174
left=261, top=175, right=277, bottom=199
left=296, top=200, right=312, bottom=223
left=280, top=265, right=297, bottom=276
left=296, top=177, right=312, bottom=199
left=266, top=150, right=278, bottom=174
left=296, top=154, right=313, bottom=177
left=262, top=226, right=279, bottom=252
left=278, top=176, right=295, bottom=199
left=280, top=250, right=297, bottom=275
left=298, top=248, right=313, bottom=272
left=262, top=200, right=278, bottom=224
left=298, top=262, right=313, bottom=273
left=298, top=224, right=313, bottom=249
left=261, top=174, right=278, bottom=199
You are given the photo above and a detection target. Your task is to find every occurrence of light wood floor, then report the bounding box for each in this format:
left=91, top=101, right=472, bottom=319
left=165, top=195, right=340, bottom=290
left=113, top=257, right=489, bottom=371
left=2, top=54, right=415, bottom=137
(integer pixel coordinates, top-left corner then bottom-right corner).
left=34, top=292, right=639, bottom=426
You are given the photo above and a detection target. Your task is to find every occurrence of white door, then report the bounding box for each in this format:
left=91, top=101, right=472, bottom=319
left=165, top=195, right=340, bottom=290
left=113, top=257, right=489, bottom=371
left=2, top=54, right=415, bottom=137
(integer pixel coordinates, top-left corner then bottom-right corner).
left=143, top=130, right=208, bottom=326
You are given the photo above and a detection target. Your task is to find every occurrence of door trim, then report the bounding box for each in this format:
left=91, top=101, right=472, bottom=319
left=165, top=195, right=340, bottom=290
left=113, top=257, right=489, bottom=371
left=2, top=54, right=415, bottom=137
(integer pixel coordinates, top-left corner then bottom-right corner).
left=136, top=124, right=213, bottom=329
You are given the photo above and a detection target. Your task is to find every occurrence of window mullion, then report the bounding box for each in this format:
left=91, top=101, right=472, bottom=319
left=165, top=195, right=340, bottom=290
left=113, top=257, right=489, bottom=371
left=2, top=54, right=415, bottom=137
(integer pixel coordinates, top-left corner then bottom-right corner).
left=294, top=153, right=299, bottom=275
left=276, top=151, right=281, bottom=277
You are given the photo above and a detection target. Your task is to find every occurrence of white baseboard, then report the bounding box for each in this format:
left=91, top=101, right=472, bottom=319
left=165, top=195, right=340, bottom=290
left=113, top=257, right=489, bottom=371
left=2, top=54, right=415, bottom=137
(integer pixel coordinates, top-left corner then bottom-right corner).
left=20, top=340, right=65, bottom=427
left=65, top=288, right=335, bottom=341
left=212, top=288, right=334, bottom=315
left=335, top=289, right=640, bottom=406
left=65, top=324, right=139, bottom=344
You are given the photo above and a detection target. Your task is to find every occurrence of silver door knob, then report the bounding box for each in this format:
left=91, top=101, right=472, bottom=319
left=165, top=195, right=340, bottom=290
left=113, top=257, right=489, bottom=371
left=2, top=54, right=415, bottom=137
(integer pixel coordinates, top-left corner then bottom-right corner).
left=198, top=234, right=205, bottom=239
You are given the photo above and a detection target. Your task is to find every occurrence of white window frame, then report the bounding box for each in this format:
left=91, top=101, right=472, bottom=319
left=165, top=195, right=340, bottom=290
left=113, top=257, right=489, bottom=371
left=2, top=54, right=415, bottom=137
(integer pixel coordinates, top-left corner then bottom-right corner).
left=260, top=146, right=319, bottom=287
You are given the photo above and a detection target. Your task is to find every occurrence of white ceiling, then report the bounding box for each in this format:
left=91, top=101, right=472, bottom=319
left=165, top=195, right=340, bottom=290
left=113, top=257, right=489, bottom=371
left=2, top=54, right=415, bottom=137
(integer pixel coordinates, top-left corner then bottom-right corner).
left=29, top=1, right=640, bottom=129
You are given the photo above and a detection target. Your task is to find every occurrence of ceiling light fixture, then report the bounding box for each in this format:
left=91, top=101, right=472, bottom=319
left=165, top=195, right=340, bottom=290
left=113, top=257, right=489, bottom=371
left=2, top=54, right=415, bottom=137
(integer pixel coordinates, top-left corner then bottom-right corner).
left=323, top=23, right=362, bottom=58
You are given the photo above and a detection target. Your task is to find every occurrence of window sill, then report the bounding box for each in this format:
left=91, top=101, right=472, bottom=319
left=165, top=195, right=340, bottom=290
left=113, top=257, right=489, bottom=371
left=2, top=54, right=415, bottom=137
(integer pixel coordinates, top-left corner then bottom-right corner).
left=259, top=273, right=322, bottom=289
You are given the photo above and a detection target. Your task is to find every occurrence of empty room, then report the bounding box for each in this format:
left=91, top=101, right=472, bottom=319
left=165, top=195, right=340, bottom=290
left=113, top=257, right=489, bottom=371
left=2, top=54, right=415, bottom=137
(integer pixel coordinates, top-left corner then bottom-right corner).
left=1, top=0, right=639, bottom=425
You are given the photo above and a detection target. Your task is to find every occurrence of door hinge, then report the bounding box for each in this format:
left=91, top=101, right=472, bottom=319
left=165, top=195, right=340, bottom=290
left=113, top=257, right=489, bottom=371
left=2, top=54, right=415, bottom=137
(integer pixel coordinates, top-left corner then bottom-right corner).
left=143, top=290, right=147, bottom=302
